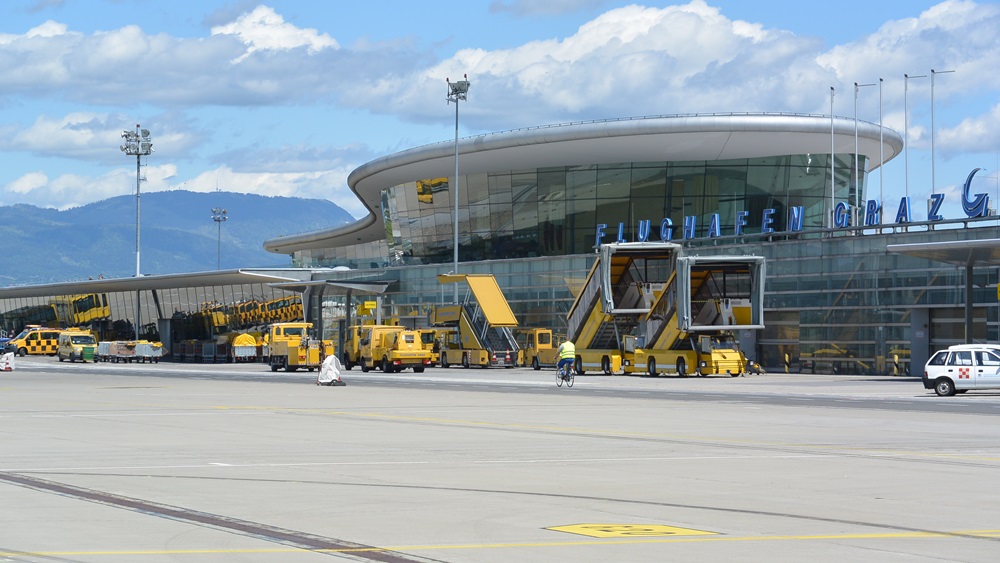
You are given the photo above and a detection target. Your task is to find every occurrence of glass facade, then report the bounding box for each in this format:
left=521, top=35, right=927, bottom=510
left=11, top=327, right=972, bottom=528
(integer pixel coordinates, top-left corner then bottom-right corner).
left=299, top=155, right=861, bottom=268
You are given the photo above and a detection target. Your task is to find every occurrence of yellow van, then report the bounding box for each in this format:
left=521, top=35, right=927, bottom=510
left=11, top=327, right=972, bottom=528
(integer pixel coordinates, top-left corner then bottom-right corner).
left=7, top=327, right=63, bottom=356
left=57, top=331, right=97, bottom=362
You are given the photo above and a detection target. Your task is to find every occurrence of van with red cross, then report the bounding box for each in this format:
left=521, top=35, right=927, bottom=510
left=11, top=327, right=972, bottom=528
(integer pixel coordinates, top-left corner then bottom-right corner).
left=922, top=344, right=1000, bottom=396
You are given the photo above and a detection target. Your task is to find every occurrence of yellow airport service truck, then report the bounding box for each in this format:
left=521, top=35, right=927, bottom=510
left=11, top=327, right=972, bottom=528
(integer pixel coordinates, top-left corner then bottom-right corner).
left=359, top=326, right=434, bottom=373
left=266, top=322, right=334, bottom=372
left=516, top=327, right=561, bottom=370
left=567, top=242, right=765, bottom=377
left=57, top=330, right=97, bottom=362
left=432, top=274, right=520, bottom=368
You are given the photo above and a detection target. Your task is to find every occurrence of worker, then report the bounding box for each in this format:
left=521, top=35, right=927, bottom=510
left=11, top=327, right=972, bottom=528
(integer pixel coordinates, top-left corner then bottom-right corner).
left=556, top=339, right=575, bottom=377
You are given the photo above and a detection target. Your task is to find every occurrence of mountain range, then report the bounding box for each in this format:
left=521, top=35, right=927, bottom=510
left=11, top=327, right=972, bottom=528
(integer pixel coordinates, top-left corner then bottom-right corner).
left=0, top=190, right=357, bottom=285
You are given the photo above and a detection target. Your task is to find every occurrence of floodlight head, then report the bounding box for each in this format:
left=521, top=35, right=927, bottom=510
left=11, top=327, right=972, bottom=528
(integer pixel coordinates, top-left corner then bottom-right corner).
left=140, top=129, right=150, bottom=138
left=140, top=142, right=153, bottom=153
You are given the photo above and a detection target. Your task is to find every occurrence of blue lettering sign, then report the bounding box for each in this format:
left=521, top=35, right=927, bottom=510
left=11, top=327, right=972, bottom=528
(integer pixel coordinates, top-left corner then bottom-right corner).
left=864, top=200, right=880, bottom=226
left=834, top=202, right=850, bottom=228
left=928, top=193, right=945, bottom=221
left=683, top=216, right=697, bottom=239
left=735, top=211, right=749, bottom=235
left=595, top=223, right=607, bottom=248
left=616, top=222, right=627, bottom=243
left=637, top=219, right=651, bottom=242
left=660, top=218, right=673, bottom=241
left=894, top=198, right=911, bottom=223
left=962, top=168, right=989, bottom=218
left=788, top=206, right=804, bottom=232
left=762, top=208, right=776, bottom=233
left=708, top=213, right=721, bottom=238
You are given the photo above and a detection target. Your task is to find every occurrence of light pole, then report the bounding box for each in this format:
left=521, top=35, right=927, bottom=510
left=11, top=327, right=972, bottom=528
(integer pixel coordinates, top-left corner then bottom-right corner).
left=212, top=207, right=228, bottom=270
left=854, top=81, right=875, bottom=222
left=829, top=86, right=835, bottom=228
left=446, top=74, right=470, bottom=303
left=903, top=73, right=926, bottom=202
left=930, top=68, right=955, bottom=195
left=120, top=124, right=153, bottom=338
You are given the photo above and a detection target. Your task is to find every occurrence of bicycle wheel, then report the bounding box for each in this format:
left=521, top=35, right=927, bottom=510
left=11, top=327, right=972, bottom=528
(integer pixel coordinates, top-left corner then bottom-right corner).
left=556, top=371, right=563, bottom=387
left=567, top=374, right=574, bottom=387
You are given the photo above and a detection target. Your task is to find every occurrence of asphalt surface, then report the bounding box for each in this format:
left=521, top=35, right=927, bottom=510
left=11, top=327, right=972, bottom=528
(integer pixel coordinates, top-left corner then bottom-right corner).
left=2, top=356, right=999, bottom=562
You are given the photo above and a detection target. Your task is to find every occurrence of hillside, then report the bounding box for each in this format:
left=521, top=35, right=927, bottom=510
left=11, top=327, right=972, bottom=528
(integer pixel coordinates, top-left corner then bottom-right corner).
left=0, top=190, right=357, bottom=285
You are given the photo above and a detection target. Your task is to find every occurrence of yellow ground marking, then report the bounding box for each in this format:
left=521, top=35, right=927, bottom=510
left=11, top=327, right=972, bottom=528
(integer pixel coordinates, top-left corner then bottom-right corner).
left=3, top=529, right=1000, bottom=557
left=547, top=523, right=716, bottom=537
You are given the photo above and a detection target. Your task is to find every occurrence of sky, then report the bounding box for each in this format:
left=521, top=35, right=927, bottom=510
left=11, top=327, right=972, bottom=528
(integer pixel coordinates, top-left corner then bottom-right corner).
left=1, top=0, right=999, bottom=225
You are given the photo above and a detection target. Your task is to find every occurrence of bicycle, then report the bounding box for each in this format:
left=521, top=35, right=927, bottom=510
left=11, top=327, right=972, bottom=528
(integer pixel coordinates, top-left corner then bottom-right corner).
left=556, top=361, right=575, bottom=387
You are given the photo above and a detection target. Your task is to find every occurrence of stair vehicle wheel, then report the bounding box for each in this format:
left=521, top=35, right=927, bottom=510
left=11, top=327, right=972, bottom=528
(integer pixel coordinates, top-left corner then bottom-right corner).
left=575, top=355, right=585, bottom=375
left=441, top=352, right=450, bottom=368
left=382, top=357, right=391, bottom=373
left=648, top=358, right=658, bottom=376
left=361, top=360, right=370, bottom=372
left=601, top=356, right=611, bottom=375
left=462, top=354, right=470, bottom=369
left=532, top=357, right=540, bottom=370
left=676, top=357, right=687, bottom=377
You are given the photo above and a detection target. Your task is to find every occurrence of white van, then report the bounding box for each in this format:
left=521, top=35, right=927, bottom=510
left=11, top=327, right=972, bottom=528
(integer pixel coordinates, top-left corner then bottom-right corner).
left=922, top=344, right=1000, bottom=396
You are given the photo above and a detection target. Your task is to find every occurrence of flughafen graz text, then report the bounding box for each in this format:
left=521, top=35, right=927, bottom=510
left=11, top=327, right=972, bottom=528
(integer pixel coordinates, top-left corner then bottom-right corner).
left=595, top=168, right=989, bottom=247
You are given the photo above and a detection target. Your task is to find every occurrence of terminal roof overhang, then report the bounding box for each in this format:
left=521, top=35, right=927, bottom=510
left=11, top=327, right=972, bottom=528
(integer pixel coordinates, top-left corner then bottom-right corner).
left=887, top=239, right=1000, bottom=267
left=263, top=113, right=904, bottom=254
left=0, top=269, right=321, bottom=300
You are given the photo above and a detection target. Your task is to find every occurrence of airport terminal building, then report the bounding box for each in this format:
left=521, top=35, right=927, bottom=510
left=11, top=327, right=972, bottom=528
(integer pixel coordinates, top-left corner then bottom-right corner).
left=3, top=113, right=998, bottom=374
left=263, top=113, right=1000, bottom=375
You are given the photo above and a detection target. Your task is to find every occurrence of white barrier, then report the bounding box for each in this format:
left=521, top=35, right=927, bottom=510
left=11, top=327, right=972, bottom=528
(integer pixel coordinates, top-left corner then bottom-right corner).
left=1, top=352, right=14, bottom=371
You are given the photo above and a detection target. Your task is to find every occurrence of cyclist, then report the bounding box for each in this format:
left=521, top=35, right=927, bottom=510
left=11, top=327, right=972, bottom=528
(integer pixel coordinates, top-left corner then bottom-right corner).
left=556, top=339, right=575, bottom=379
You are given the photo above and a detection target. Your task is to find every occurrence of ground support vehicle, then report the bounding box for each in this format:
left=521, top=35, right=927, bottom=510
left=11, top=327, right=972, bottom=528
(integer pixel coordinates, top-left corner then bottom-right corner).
left=359, top=326, right=433, bottom=373
left=57, top=330, right=97, bottom=362
left=342, top=324, right=366, bottom=370
left=516, top=328, right=562, bottom=370
left=96, top=341, right=137, bottom=363
left=923, top=344, right=1000, bottom=396
left=418, top=328, right=456, bottom=366
left=6, top=326, right=64, bottom=357
left=432, top=274, right=521, bottom=369
left=266, top=322, right=334, bottom=372
left=135, top=341, right=164, bottom=363
left=565, top=242, right=764, bottom=377
left=229, top=333, right=259, bottom=363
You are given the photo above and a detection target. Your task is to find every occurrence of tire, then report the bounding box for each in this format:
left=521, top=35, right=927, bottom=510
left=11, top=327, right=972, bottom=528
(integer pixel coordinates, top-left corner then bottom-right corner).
left=18, top=347, right=27, bottom=357
left=556, top=372, right=563, bottom=387
left=414, top=366, right=425, bottom=373
left=59, top=356, right=64, bottom=362
left=382, top=357, right=391, bottom=373
left=342, top=355, right=353, bottom=371
left=676, top=357, right=687, bottom=377
left=361, top=360, right=370, bottom=373
left=532, top=357, right=540, bottom=371
left=648, top=358, right=658, bottom=376
left=462, top=354, right=470, bottom=369
left=575, top=355, right=585, bottom=375
left=441, top=353, right=450, bottom=368
left=567, top=374, right=574, bottom=387
left=934, top=378, right=956, bottom=397
left=601, top=356, right=611, bottom=375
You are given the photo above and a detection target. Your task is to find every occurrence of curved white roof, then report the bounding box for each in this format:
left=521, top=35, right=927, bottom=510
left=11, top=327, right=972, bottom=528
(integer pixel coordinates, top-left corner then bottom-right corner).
left=265, top=113, right=904, bottom=254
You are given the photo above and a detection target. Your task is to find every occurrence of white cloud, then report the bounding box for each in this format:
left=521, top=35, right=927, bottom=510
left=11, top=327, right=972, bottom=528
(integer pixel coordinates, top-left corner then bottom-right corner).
left=937, top=103, right=1000, bottom=155
left=210, top=5, right=339, bottom=63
